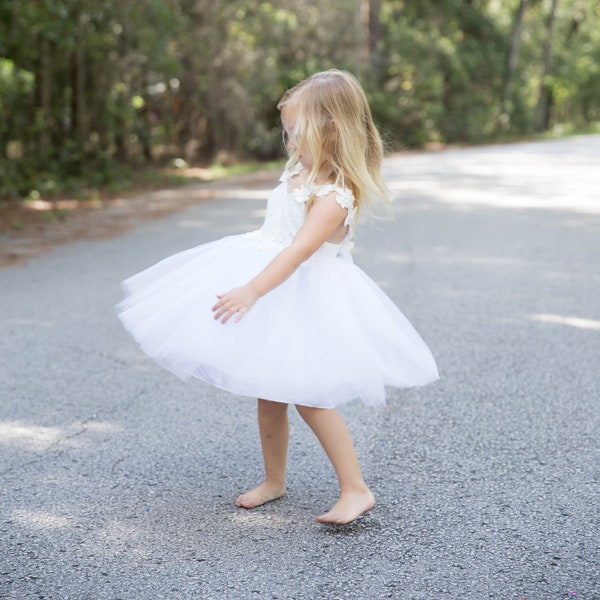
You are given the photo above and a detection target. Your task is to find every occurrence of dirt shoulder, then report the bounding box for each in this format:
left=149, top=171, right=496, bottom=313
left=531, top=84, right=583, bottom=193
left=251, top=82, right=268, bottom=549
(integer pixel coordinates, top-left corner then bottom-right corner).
left=0, top=168, right=280, bottom=269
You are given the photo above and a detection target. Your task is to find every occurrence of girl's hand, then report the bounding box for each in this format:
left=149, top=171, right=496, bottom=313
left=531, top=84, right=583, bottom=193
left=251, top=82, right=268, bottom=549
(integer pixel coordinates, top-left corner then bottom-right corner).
left=212, top=284, right=259, bottom=324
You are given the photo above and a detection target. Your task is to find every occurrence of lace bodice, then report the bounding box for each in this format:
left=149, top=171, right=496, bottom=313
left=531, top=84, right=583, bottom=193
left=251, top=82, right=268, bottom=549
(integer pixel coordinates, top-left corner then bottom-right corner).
left=246, top=164, right=355, bottom=259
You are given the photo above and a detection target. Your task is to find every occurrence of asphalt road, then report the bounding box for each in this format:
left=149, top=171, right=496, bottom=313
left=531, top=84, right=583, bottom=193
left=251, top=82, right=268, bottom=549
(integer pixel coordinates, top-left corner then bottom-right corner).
left=1, top=136, right=599, bottom=600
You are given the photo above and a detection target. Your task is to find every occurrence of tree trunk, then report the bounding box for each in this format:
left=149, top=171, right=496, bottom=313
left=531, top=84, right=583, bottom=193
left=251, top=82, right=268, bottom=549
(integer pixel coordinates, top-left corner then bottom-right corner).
left=71, top=7, right=86, bottom=150
left=368, top=0, right=382, bottom=55
left=355, top=0, right=369, bottom=78
left=535, top=0, right=559, bottom=132
left=355, top=0, right=383, bottom=79
left=36, top=37, right=53, bottom=155
left=368, top=0, right=383, bottom=76
left=501, top=0, right=530, bottom=120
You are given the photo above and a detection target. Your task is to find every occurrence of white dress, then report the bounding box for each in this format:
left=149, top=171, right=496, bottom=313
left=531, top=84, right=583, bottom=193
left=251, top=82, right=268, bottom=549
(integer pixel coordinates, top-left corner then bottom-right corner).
left=116, top=164, right=438, bottom=408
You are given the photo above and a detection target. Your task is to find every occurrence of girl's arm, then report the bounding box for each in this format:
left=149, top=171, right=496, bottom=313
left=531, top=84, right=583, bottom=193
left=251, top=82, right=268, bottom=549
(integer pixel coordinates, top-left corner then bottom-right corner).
left=212, top=192, right=347, bottom=323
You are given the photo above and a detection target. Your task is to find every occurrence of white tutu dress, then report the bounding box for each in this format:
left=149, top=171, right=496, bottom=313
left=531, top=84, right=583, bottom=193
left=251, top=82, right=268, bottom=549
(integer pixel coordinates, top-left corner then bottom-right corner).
left=116, top=164, right=438, bottom=408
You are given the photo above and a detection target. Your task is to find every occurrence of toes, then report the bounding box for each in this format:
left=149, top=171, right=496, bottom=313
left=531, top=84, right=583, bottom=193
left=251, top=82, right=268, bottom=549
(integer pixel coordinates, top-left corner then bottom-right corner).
left=235, top=494, right=255, bottom=509
left=235, top=484, right=286, bottom=510
left=316, top=513, right=334, bottom=524
left=315, top=494, right=376, bottom=525
left=316, top=512, right=349, bottom=525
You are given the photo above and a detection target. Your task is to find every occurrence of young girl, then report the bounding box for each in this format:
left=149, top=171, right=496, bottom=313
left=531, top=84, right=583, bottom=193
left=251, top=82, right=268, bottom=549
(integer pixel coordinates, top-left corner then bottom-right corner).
left=116, top=69, right=438, bottom=525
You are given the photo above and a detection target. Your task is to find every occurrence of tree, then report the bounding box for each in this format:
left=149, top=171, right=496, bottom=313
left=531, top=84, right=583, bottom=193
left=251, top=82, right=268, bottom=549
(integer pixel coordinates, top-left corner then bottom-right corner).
left=502, top=0, right=531, bottom=125
left=1, top=0, right=598, bottom=199
left=536, top=0, right=559, bottom=131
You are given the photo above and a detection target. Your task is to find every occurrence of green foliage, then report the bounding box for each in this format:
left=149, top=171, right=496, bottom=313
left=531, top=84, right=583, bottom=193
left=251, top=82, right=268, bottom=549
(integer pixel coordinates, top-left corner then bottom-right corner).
left=0, top=0, right=598, bottom=199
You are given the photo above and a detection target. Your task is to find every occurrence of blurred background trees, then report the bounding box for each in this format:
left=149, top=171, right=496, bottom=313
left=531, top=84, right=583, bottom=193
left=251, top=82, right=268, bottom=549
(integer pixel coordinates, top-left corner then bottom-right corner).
left=1, top=0, right=599, bottom=199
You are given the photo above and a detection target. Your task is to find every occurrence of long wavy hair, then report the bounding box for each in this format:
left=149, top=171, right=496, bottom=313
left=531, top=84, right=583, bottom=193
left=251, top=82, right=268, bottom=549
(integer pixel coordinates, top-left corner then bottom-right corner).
left=277, top=69, right=389, bottom=218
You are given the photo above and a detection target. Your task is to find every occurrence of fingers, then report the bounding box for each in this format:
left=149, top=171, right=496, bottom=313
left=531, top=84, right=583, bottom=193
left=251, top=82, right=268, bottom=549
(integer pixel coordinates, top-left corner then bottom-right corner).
left=211, top=293, right=227, bottom=312
left=219, top=305, right=246, bottom=324
left=212, top=286, right=256, bottom=324
left=212, top=297, right=248, bottom=324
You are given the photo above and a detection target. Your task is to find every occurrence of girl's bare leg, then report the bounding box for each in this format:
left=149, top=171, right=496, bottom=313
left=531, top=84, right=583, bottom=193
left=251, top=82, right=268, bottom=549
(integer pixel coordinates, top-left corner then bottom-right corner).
left=235, top=398, right=289, bottom=509
left=295, top=405, right=375, bottom=524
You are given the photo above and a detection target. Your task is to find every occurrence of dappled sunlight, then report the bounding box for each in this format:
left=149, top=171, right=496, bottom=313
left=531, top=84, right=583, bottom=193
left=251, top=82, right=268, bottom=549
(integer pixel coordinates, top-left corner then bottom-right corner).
left=11, top=509, right=72, bottom=530
left=390, top=176, right=599, bottom=214
left=227, top=509, right=299, bottom=528
left=386, top=143, right=600, bottom=215
left=109, top=187, right=215, bottom=210
left=211, top=189, right=270, bottom=201
left=83, top=420, right=123, bottom=433
left=147, top=187, right=214, bottom=203
left=380, top=251, right=412, bottom=264
left=0, top=421, right=66, bottom=450
left=380, top=250, right=528, bottom=267
left=22, top=199, right=80, bottom=212
left=531, top=313, right=600, bottom=331
left=0, top=419, right=123, bottom=451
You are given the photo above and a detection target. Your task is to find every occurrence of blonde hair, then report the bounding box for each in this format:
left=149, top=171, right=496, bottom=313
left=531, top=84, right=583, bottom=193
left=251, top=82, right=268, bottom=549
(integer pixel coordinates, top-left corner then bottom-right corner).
left=277, top=69, right=389, bottom=219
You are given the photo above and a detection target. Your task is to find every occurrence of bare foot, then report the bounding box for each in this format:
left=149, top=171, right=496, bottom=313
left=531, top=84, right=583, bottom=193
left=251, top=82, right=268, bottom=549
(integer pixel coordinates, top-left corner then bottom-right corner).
left=316, top=489, right=376, bottom=525
left=235, top=482, right=286, bottom=509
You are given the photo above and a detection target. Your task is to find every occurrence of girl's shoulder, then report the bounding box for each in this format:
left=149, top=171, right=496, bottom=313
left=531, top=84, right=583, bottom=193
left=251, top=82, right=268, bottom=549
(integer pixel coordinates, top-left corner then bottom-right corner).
left=280, top=163, right=355, bottom=219
left=313, top=183, right=354, bottom=210
left=289, top=179, right=355, bottom=211
left=304, top=183, right=356, bottom=231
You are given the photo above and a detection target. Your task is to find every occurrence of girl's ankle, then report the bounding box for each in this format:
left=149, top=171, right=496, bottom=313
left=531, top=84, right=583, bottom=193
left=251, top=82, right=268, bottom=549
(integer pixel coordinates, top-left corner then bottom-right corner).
left=340, top=483, right=371, bottom=495
left=264, top=479, right=286, bottom=489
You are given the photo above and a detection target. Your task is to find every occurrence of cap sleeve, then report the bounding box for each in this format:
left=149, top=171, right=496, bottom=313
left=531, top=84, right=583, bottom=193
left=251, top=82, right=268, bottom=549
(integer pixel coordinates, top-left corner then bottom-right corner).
left=316, top=184, right=356, bottom=228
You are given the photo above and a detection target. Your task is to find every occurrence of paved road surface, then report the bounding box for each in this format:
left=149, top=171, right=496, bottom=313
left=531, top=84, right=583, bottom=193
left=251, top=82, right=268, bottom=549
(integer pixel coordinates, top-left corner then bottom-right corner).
left=1, top=136, right=599, bottom=599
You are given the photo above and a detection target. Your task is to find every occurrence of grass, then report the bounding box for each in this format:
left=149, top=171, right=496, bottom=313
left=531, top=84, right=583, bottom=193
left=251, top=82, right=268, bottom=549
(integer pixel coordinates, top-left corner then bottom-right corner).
left=0, top=158, right=285, bottom=234
left=68, top=158, right=285, bottom=201
left=484, top=121, right=600, bottom=146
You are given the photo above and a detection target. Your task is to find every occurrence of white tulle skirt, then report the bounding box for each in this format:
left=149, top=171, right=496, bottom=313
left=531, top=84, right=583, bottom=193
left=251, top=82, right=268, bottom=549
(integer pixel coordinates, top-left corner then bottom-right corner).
left=116, top=233, right=438, bottom=408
